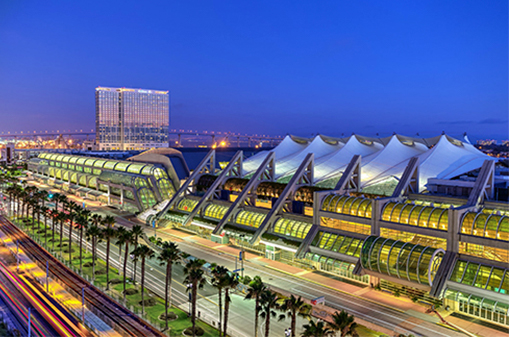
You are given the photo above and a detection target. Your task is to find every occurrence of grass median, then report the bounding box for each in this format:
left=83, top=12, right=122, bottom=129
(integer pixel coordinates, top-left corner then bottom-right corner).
left=12, top=216, right=219, bottom=337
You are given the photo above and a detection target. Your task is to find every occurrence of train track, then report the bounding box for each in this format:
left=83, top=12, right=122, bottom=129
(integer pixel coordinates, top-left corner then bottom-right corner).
left=0, top=215, right=165, bottom=337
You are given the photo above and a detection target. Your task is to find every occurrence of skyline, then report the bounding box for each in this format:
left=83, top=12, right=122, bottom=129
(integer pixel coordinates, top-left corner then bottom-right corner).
left=0, top=1, right=507, bottom=140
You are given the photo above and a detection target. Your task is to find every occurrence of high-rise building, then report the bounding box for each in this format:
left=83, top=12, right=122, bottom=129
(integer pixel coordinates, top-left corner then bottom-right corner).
left=95, top=86, right=170, bottom=150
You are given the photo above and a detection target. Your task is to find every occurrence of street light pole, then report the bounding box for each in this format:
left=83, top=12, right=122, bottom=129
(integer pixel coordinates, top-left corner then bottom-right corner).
left=46, top=260, right=49, bottom=292
left=82, top=287, right=86, bottom=324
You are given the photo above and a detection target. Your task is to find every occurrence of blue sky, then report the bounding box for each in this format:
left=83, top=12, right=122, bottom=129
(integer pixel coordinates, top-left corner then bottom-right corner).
left=0, top=1, right=507, bottom=140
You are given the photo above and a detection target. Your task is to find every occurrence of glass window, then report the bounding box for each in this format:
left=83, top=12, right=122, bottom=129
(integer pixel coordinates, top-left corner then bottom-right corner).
left=461, top=212, right=477, bottom=235
left=486, top=268, right=505, bottom=292
left=462, top=262, right=480, bottom=286
left=474, top=265, right=492, bottom=289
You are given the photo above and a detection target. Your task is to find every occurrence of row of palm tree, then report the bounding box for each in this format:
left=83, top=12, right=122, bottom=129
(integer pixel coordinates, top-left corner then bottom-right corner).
left=3, top=179, right=358, bottom=337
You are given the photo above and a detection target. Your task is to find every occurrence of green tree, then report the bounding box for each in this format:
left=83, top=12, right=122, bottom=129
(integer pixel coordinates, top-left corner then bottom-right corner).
left=211, top=265, right=229, bottom=336
left=280, top=295, right=311, bottom=337
left=183, top=258, right=206, bottom=337
left=302, top=319, right=333, bottom=337
left=244, top=276, right=267, bottom=337
left=328, top=310, right=357, bottom=337
left=115, top=226, right=128, bottom=276
left=223, top=271, right=239, bottom=337
left=86, top=223, right=102, bottom=282
left=75, top=213, right=89, bottom=273
left=259, top=289, right=280, bottom=337
left=39, top=206, right=50, bottom=247
left=130, top=224, right=144, bottom=284
left=66, top=201, right=80, bottom=262
left=102, top=224, right=117, bottom=290
left=58, top=212, right=68, bottom=256
left=157, top=241, right=181, bottom=331
left=131, top=244, right=155, bottom=315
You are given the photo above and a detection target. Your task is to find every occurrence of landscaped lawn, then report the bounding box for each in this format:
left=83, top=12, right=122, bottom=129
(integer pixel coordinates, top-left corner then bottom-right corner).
left=12, top=216, right=220, bottom=336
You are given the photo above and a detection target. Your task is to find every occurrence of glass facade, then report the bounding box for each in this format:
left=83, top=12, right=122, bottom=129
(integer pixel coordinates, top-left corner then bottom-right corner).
left=96, top=87, right=169, bottom=150
left=449, top=260, right=509, bottom=295
left=305, top=252, right=369, bottom=284
left=360, top=236, right=444, bottom=286
left=311, top=230, right=364, bottom=257
left=321, top=194, right=372, bottom=218
left=381, top=201, right=449, bottom=231
left=461, top=211, right=509, bottom=241
left=321, top=217, right=371, bottom=235
left=272, top=217, right=312, bottom=239
left=204, top=204, right=229, bottom=220
left=235, top=211, right=266, bottom=228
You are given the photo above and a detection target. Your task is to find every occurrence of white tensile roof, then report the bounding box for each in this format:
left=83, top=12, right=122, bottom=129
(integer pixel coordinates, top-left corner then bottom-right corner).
left=274, top=135, right=343, bottom=178
left=241, top=133, right=492, bottom=193
left=242, top=135, right=309, bottom=175
left=312, top=135, right=384, bottom=183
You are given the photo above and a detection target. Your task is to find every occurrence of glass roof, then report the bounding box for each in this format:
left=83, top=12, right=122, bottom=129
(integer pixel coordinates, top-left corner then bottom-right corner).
left=461, top=211, right=509, bottom=242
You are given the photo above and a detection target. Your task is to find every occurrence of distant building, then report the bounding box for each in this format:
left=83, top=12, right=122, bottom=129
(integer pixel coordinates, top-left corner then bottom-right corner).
left=95, top=87, right=169, bottom=151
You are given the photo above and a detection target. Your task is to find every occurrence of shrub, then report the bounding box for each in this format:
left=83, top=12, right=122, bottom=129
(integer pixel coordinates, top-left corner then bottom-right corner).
left=83, top=262, right=93, bottom=267
left=63, top=248, right=75, bottom=253
left=94, top=269, right=106, bottom=275
left=110, top=278, right=122, bottom=285
left=159, top=312, right=177, bottom=321
left=139, top=298, right=156, bottom=306
left=411, top=296, right=419, bottom=303
left=393, top=290, right=401, bottom=298
left=183, top=327, right=204, bottom=336
left=241, top=275, right=251, bottom=285
left=124, top=288, right=138, bottom=296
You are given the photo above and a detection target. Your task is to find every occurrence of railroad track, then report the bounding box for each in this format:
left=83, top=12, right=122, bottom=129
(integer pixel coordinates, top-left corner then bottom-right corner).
left=0, top=215, right=165, bottom=337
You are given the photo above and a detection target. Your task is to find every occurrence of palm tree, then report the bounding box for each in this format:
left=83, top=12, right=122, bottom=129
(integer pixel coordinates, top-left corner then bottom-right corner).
left=51, top=211, right=60, bottom=251
left=259, top=289, right=280, bottom=337
left=66, top=201, right=80, bottom=262
left=75, top=214, right=88, bottom=273
left=131, top=244, right=155, bottom=315
left=90, top=213, right=102, bottom=227
left=117, top=228, right=135, bottom=300
left=183, top=258, right=206, bottom=337
left=157, top=241, right=181, bottom=331
left=58, top=212, right=68, bottom=256
left=102, top=224, right=117, bottom=290
left=211, top=265, right=229, bottom=336
left=40, top=206, right=50, bottom=247
left=130, top=224, right=144, bottom=285
left=245, top=276, right=267, bottom=337
left=280, top=295, right=311, bottom=337
left=102, top=215, right=115, bottom=228
left=115, top=227, right=127, bottom=276
left=328, top=310, right=357, bottom=337
left=302, top=319, right=333, bottom=337
left=223, top=272, right=239, bottom=337
left=86, top=223, right=102, bottom=282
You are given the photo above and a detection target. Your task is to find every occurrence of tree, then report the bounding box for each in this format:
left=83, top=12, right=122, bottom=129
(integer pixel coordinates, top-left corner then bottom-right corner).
left=130, top=224, right=144, bottom=285
left=328, top=310, right=357, bottom=337
left=102, top=224, right=117, bottom=290
left=157, top=241, right=181, bottom=331
left=131, top=244, right=155, bottom=315
left=115, top=227, right=128, bottom=276
left=51, top=211, right=60, bottom=251
left=211, top=265, right=229, bottom=336
left=245, top=276, right=267, bottom=337
left=183, top=258, right=206, bottom=337
left=116, top=228, right=134, bottom=300
left=102, top=215, right=115, bottom=228
left=259, top=289, right=280, bottom=337
left=302, top=319, right=333, bottom=337
left=280, top=295, right=311, bottom=337
left=39, top=206, right=50, bottom=247
left=66, top=201, right=80, bottom=262
left=223, top=272, right=239, bottom=337
left=58, top=212, right=68, bottom=256
left=86, top=223, right=102, bottom=282
left=75, top=213, right=88, bottom=273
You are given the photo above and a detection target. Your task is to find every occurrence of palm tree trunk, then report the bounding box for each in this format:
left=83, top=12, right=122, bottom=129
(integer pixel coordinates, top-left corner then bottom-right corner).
left=169, top=264, right=173, bottom=308
left=192, top=282, right=197, bottom=337
left=123, top=242, right=129, bottom=300
left=141, top=257, right=145, bottom=315
left=68, top=217, right=73, bottom=262
left=118, top=243, right=122, bottom=276
left=291, top=310, right=296, bottom=337
left=92, top=238, right=96, bottom=282
left=79, top=227, right=83, bottom=274
left=52, top=218, right=56, bottom=251
left=106, top=239, right=110, bottom=290
left=133, top=242, right=138, bottom=284
left=223, top=288, right=230, bottom=337
left=59, top=219, right=64, bottom=255
left=44, top=214, right=48, bottom=248
left=165, top=262, right=170, bottom=330
left=218, top=288, right=222, bottom=336
left=254, top=299, right=259, bottom=337
left=265, top=312, right=270, bottom=337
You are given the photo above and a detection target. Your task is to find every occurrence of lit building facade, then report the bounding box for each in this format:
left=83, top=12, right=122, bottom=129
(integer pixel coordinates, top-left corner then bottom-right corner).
left=95, top=87, right=170, bottom=150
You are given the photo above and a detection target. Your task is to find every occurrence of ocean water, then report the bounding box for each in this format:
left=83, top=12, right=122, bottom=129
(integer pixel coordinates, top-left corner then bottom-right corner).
left=178, top=147, right=266, bottom=171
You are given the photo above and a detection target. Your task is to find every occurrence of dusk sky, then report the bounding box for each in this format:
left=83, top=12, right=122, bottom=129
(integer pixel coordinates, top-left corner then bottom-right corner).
left=0, top=1, right=507, bottom=140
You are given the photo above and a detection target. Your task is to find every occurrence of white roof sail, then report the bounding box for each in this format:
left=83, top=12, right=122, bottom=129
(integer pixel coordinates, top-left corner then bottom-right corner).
left=419, top=135, right=492, bottom=188
left=313, top=135, right=384, bottom=183
left=362, top=135, right=493, bottom=191
left=274, top=135, right=343, bottom=178
left=242, top=135, right=309, bottom=175
left=361, top=135, right=429, bottom=187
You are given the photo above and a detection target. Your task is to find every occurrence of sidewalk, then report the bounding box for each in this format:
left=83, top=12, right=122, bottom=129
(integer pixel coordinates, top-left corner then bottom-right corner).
left=162, top=228, right=509, bottom=337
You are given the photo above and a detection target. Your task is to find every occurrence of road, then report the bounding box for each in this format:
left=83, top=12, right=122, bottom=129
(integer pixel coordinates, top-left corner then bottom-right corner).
left=10, top=189, right=468, bottom=337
